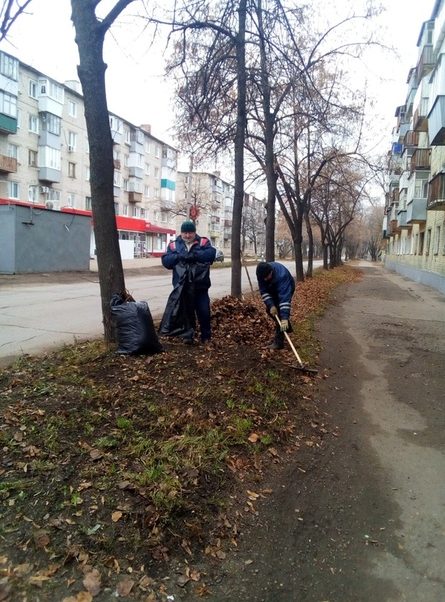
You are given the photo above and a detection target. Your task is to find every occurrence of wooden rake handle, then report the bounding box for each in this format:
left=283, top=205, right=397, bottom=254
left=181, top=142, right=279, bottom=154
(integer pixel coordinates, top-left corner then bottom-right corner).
left=274, top=314, right=304, bottom=368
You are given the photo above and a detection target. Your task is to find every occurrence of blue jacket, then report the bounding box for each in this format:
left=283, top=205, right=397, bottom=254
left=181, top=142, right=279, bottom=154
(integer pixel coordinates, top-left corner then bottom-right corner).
left=257, top=262, right=295, bottom=320
left=162, top=234, right=216, bottom=290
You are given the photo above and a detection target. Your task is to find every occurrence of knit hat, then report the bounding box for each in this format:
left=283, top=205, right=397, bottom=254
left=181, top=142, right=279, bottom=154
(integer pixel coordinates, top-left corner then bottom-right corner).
left=180, top=221, right=196, bottom=233
left=256, top=262, right=273, bottom=280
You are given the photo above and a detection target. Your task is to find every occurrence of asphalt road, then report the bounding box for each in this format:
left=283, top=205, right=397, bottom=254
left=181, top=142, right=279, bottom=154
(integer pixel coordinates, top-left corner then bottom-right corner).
left=0, top=261, right=299, bottom=366
left=200, top=264, right=445, bottom=602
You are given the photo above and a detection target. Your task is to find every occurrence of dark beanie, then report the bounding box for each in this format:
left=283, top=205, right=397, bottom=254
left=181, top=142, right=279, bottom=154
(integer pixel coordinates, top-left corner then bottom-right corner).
left=181, top=221, right=196, bottom=233
left=256, top=262, right=272, bottom=280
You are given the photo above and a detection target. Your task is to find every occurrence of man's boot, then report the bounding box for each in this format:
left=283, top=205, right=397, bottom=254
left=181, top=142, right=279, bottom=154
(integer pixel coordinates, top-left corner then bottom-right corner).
left=269, top=330, right=284, bottom=350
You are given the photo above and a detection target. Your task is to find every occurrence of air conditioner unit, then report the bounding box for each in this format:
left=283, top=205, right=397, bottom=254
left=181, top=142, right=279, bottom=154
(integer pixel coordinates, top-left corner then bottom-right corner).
left=40, top=186, right=50, bottom=194
left=68, top=145, right=74, bottom=152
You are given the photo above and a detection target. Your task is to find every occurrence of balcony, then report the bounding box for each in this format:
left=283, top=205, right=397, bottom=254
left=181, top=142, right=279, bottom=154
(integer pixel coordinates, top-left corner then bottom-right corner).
left=0, top=113, right=17, bottom=134
left=397, top=209, right=409, bottom=229
left=406, top=198, right=427, bottom=223
left=427, top=96, right=445, bottom=145
left=0, top=154, right=17, bottom=173
left=415, top=44, right=433, bottom=85
left=128, top=191, right=142, bottom=203
left=403, top=130, right=419, bottom=147
left=410, top=148, right=431, bottom=172
left=113, top=159, right=121, bottom=170
left=389, top=219, right=399, bottom=235
left=413, top=97, right=429, bottom=132
left=427, top=172, right=445, bottom=210
left=39, top=167, right=61, bottom=183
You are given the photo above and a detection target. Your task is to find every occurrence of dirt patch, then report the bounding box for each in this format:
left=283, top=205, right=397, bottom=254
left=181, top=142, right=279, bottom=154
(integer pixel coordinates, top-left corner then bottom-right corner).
left=0, top=267, right=360, bottom=601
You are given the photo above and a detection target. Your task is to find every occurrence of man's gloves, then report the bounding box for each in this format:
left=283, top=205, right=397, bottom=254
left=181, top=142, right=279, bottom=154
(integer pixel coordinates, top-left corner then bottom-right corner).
left=280, top=319, right=289, bottom=332
left=179, top=253, right=195, bottom=264
left=269, top=306, right=278, bottom=317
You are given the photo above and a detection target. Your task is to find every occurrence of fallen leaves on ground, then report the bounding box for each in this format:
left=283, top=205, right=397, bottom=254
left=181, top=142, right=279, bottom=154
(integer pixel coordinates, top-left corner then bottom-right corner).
left=0, top=265, right=360, bottom=601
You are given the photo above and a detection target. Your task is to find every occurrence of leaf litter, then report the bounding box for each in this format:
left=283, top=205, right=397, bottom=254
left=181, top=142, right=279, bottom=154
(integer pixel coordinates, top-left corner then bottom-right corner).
left=0, top=266, right=360, bottom=600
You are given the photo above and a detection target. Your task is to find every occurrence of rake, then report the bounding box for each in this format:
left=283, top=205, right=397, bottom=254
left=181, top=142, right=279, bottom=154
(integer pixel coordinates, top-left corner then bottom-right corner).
left=273, top=315, right=318, bottom=376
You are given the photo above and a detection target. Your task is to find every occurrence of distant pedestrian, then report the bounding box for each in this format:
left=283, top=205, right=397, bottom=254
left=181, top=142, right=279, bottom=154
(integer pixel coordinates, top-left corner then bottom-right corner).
left=256, top=261, right=295, bottom=350
left=160, top=221, right=216, bottom=345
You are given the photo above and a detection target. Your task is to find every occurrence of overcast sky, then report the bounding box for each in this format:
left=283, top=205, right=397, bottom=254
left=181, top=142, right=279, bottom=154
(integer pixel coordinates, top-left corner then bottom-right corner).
left=0, top=0, right=437, bottom=158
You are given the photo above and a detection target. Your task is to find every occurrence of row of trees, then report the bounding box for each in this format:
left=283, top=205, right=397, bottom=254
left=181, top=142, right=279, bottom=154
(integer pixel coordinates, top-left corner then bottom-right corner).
left=2, top=0, right=384, bottom=341
left=161, top=0, right=384, bottom=287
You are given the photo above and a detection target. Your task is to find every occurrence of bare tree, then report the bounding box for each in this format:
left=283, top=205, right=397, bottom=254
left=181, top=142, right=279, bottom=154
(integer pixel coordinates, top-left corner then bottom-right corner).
left=162, top=0, right=247, bottom=297
left=0, top=0, right=32, bottom=40
left=71, top=0, right=135, bottom=342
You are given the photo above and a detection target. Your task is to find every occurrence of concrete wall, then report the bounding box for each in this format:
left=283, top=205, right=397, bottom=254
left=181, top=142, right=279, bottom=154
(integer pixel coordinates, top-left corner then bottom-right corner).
left=0, top=204, right=91, bottom=273
left=384, top=258, right=445, bottom=295
left=0, top=206, right=16, bottom=273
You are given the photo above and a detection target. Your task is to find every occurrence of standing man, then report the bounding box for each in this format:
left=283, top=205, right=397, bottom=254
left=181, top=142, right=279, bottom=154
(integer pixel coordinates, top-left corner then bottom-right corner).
left=161, top=221, right=216, bottom=345
left=256, top=262, right=295, bottom=350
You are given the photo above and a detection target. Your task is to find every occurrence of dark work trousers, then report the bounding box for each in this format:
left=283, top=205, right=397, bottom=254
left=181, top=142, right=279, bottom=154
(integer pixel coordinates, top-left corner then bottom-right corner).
left=194, top=289, right=212, bottom=342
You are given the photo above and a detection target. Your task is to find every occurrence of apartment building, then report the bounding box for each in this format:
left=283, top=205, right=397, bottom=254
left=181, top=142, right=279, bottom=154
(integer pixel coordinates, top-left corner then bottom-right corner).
left=0, top=50, right=177, bottom=263
left=384, top=0, right=445, bottom=293
left=176, top=170, right=265, bottom=256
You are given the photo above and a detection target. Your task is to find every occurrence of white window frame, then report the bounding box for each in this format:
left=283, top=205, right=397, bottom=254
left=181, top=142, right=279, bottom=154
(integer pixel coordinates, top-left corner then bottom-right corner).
left=9, top=181, right=19, bottom=199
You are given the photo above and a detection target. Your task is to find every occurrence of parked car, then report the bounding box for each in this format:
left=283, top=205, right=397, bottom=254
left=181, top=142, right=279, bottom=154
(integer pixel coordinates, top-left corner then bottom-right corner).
left=215, top=249, right=224, bottom=262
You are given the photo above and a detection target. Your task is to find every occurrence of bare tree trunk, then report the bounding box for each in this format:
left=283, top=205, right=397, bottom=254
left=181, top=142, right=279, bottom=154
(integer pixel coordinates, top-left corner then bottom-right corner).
left=231, top=0, right=247, bottom=298
left=256, top=0, right=276, bottom=262
left=71, top=0, right=132, bottom=341
left=304, top=210, right=314, bottom=277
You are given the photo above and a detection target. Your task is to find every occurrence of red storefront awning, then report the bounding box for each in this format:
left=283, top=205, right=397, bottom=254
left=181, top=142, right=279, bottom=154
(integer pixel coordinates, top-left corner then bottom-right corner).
left=0, top=199, right=176, bottom=236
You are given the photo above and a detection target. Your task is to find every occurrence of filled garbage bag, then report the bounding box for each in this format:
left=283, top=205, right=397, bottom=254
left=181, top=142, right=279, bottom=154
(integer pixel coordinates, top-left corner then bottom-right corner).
left=159, top=266, right=196, bottom=339
left=110, top=293, right=163, bottom=355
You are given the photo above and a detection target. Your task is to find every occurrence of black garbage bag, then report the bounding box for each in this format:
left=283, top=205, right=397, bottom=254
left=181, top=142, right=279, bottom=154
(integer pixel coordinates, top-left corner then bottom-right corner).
left=110, top=293, right=163, bottom=355
left=159, top=265, right=196, bottom=339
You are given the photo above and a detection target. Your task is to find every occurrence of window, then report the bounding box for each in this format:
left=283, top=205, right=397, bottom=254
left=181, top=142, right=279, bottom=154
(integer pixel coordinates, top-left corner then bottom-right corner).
left=67, top=193, right=75, bottom=207
left=131, top=205, right=138, bottom=217
left=41, top=112, right=61, bottom=136
left=28, top=149, right=38, bottom=167
left=155, top=145, right=160, bottom=158
left=39, top=79, right=64, bottom=102
left=29, top=80, right=38, bottom=98
left=9, top=181, right=19, bottom=199
left=68, top=131, right=77, bottom=151
left=154, top=167, right=159, bottom=178
left=145, top=163, right=150, bottom=175
left=113, top=172, right=121, bottom=187
left=114, top=202, right=119, bottom=214
left=85, top=166, right=90, bottom=181
left=68, top=100, right=77, bottom=118
left=0, top=91, right=17, bottom=118
left=123, top=178, right=128, bottom=191
left=0, top=52, right=18, bottom=80
left=140, top=208, right=146, bottom=218
left=433, top=225, right=440, bottom=255
left=38, top=146, right=61, bottom=170
left=425, top=229, right=431, bottom=255
left=28, top=185, right=38, bottom=203
left=144, top=185, right=150, bottom=198
left=28, top=114, right=39, bottom=133
left=145, top=140, right=151, bottom=154
left=154, top=187, right=160, bottom=199
left=85, top=196, right=92, bottom=211
left=121, top=204, right=128, bottom=216
left=68, top=162, right=76, bottom=178
left=7, top=144, right=18, bottom=159
left=46, top=189, right=60, bottom=202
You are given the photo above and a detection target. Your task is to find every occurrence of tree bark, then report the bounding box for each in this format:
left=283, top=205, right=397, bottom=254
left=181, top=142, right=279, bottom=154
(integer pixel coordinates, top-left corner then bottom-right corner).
left=71, top=0, right=132, bottom=341
left=231, top=0, right=247, bottom=298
